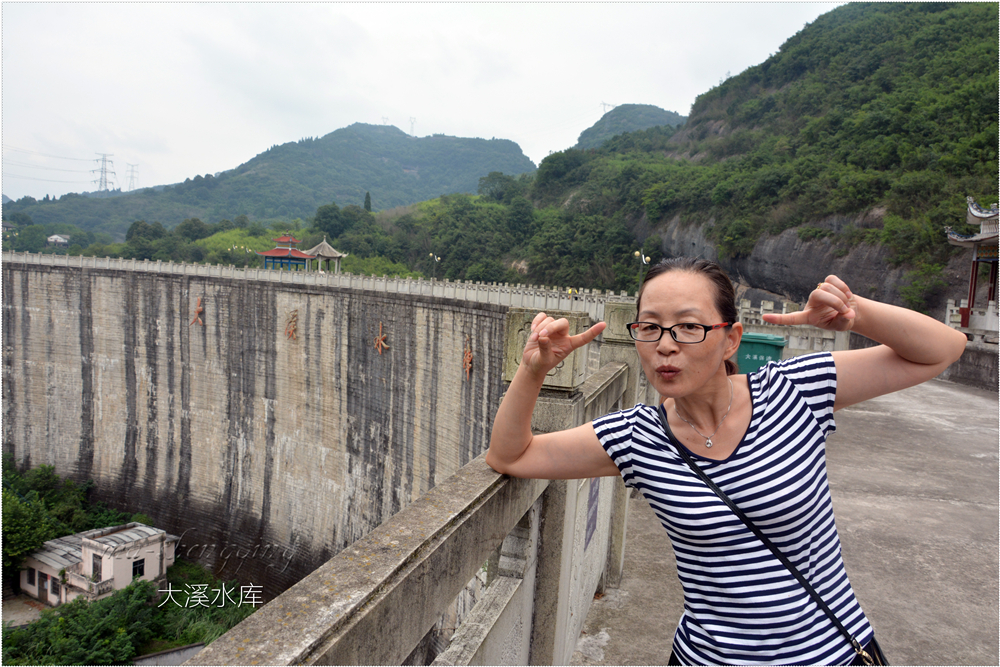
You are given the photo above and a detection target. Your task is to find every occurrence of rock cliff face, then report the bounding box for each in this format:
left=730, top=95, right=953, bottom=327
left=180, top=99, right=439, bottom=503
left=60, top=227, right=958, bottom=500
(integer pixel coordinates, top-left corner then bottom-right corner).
left=649, top=212, right=972, bottom=316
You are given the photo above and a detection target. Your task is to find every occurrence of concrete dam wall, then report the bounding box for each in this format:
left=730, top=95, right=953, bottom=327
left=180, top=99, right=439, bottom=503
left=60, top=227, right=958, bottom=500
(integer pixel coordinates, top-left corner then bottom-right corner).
left=2, top=258, right=508, bottom=596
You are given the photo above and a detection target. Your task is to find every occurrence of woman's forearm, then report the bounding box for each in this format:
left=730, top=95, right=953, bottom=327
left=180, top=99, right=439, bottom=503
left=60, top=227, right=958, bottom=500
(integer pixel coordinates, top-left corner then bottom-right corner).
left=485, top=363, right=547, bottom=472
left=851, top=296, right=967, bottom=366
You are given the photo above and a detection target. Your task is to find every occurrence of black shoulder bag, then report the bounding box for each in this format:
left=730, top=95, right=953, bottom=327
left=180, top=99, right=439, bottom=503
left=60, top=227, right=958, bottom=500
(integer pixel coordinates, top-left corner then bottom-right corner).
left=657, top=404, right=888, bottom=666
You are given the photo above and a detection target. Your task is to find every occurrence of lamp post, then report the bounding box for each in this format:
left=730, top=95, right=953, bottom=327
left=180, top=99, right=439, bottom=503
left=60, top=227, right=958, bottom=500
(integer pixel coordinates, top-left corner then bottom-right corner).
left=429, top=253, right=441, bottom=280
left=634, top=250, right=650, bottom=288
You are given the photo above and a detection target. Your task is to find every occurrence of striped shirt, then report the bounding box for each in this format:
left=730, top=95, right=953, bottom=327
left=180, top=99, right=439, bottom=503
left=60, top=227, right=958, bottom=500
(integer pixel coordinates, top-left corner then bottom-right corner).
left=593, top=353, right=872, bottom=666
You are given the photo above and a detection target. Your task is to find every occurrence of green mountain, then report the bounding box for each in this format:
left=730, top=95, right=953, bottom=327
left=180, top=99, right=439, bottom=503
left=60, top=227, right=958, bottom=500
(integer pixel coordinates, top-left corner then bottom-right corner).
left=575, top=104, right=686, bottom=150
left=529, top=2, right=997, bottom=309
left=2, top=123, right=536, bottom=240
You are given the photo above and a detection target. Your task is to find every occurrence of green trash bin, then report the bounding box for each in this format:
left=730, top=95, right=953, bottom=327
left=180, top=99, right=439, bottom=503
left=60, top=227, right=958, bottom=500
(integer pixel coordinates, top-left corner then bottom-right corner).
left=736, top=332, right=788, bottom=374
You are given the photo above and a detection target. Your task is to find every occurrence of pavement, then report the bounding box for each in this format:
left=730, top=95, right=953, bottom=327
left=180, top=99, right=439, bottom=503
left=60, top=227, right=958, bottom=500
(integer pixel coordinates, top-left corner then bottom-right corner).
left=2, top=594, right=46, bottom=627
left=572, top=378, right=999, bottom=666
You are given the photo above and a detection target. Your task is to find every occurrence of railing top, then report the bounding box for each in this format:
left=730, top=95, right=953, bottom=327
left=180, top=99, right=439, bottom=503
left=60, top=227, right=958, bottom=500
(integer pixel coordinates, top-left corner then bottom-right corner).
left=3, top=251, right=636, bottom=313
left=191, top=456, right=548, bottom=666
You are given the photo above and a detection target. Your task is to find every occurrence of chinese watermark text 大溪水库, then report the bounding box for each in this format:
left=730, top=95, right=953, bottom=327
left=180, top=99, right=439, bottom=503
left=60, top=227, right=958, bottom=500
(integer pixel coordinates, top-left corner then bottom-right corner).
left=158, top=583, right=263, bottom=607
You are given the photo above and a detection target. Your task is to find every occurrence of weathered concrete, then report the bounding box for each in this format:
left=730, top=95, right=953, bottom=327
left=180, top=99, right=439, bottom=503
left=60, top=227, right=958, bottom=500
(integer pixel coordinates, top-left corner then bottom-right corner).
left=192, top=457, right=548, bottom=665
left=938, top=341, right=998, bottom=391
left=572, top=379, right=999, bottom=666
left=2, top=262, right=508, bottom=597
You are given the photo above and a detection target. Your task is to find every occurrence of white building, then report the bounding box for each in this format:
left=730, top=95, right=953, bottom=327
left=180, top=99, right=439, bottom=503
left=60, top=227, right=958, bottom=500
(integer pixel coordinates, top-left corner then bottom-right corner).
left=20, top=523, right=179, bottom=607
left=46, top=234, right=70, bottom=247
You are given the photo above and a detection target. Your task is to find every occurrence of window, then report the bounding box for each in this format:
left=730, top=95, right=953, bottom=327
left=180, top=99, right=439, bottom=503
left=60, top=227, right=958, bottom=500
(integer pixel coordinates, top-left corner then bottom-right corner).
left=51, top=578, right=60, bottom=596
left=27, top=568, right=35, bottom=586
left=132, top=558, right=145, bottom=579
left=92, top=554, right=103, bottom=581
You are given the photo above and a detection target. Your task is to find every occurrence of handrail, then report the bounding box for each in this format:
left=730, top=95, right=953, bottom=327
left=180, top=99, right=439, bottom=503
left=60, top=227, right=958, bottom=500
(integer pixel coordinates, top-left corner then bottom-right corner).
left=192, top=456, right=548, bottom=665
left=2, top=251, right=635, bottom=321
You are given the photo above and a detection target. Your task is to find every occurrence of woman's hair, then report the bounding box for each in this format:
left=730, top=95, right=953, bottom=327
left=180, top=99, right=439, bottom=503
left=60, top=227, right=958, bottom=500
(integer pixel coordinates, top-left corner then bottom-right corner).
left=636, top=257, right=740, bottom=375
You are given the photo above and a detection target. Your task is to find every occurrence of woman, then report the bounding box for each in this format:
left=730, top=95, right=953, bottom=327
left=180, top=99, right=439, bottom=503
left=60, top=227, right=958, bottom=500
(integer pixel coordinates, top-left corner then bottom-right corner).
left=486, top=257, right=966, bottom=666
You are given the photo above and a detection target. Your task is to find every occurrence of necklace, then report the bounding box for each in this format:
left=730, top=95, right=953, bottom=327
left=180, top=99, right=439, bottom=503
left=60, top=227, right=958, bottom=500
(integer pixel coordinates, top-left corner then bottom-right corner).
left=674, top=377, right=734, bottom=448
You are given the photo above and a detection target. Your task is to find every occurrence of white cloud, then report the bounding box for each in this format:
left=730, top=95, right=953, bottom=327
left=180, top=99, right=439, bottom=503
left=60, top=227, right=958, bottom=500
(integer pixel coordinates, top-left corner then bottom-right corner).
left=2, top=2, right=842, bottom=201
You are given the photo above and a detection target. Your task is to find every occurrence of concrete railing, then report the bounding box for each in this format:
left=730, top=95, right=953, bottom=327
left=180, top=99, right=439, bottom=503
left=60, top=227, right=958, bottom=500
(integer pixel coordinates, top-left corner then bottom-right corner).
left=194, top=455, right=550, bottom=665
left=65, top=571, right=114, bottom=597
left=191, top=301, right=641, bottom=665
left=2, top=251, right=633, bottom=322
left=194, top=359, right=633, bottom=666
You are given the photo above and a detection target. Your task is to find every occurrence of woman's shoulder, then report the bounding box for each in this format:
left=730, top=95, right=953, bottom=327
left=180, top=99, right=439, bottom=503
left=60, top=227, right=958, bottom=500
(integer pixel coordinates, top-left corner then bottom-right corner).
left=750, top=351, right=837, bottom=384
left=592, top=402, right=661, bottom=435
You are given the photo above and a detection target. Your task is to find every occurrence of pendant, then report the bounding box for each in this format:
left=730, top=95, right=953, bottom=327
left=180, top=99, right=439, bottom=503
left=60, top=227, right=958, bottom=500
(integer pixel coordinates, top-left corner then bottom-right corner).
left=705, top=439, right=713, bottom=448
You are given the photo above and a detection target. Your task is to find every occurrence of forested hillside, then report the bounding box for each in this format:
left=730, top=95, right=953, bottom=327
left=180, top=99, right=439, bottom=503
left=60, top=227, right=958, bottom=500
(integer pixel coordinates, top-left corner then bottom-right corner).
left=531, top=2, right=998, bottom=309
left=575, top=104, right=686, bottom=150
left=1, top=124, right=535, bottom=240
left=5, top=4, right=995, bottom=313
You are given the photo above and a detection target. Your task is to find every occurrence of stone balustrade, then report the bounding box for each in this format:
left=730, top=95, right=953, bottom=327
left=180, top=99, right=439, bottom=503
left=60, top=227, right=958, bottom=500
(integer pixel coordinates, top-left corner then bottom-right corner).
left=193, top=360, right=633, bottom=666
left=945, top=298, right=998, bottom=344
left=2, top=251, right=633, bottom=324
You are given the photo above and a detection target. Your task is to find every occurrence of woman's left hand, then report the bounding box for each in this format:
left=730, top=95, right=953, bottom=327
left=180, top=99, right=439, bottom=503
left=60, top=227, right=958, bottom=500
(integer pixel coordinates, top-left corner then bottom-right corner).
left=762, top=275, right=858, bottom=331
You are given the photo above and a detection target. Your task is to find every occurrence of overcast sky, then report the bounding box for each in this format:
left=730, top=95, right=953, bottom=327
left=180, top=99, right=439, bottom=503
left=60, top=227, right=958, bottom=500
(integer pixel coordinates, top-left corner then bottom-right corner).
left=2, top=2, right=843, bottom=202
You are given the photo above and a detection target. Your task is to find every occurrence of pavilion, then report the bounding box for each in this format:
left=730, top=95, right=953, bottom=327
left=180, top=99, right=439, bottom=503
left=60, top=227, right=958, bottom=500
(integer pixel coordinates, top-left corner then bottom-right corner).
left=945, top=197, right=998, bottom=326
left=303, top=236, right=349, bottom=274
left=256, top=235, right=316, bottom=271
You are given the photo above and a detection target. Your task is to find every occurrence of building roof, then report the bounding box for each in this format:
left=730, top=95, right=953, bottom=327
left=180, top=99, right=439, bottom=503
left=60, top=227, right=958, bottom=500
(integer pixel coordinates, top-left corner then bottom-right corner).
left=272, top=234, right=301, bottom=244
left=88, top=524, right=163, bottom=550
left=947, top=197, right=999, bottom=248
left=31, top=534, right=84, bottom=571
left=26, top=523, right=178, bottom=569
left=302, top=237, right=348, bottom=260
left=256, top=248, right=316, bottom=259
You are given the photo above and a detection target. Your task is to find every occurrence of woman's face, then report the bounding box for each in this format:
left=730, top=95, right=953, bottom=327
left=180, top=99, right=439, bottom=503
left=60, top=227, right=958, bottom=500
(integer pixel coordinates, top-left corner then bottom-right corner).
left=634, top=270, right=742, bottom=399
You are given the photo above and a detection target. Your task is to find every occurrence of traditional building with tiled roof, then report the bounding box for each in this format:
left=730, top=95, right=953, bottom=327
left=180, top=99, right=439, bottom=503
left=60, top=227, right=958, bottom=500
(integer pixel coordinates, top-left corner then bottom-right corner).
left=945, top=197, right=998, bottom=327
left=302, top=236, right=348, bottom=274
left=256, top=234, right=316, bottom=270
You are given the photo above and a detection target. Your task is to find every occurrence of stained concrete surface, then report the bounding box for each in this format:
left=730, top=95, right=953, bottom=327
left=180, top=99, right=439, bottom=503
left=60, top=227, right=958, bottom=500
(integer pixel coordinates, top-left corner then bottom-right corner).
left=2, top=595, right=45, bottom=627
left=572, top=379, right=999, bottom=666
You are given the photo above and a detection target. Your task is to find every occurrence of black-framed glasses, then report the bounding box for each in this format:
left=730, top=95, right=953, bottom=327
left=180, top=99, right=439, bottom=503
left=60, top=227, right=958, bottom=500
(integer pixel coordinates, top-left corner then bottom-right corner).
left=626, top=321, right=731, bottom=344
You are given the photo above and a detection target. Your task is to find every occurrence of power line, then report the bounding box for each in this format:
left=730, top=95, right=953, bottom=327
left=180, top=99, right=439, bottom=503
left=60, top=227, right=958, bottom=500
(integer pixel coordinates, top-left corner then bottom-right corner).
left=2, top=145, right=95, bottom=162
left=2, top=160, right=92, bottom=173
left=3, top=173, right=94, bottom=184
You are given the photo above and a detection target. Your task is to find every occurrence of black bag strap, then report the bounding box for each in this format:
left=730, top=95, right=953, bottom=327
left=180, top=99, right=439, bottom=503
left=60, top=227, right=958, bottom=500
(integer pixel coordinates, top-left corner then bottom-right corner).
left=656, top=404, right=877, bottom=665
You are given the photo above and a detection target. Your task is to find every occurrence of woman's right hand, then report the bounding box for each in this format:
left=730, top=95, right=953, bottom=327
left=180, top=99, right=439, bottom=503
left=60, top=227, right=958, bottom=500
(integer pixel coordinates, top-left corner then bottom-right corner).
left=522, top=312, right=606, bottom=377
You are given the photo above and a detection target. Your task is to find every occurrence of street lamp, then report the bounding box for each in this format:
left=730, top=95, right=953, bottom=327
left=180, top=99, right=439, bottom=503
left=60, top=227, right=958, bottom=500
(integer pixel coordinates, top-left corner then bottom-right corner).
left=634, top=250, right=650, bottom=287
left=429, top=253, right=441, bottom=280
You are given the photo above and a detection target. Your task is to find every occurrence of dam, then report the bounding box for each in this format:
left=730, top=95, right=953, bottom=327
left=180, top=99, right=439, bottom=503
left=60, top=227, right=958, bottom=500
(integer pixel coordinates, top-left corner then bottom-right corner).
left=1, top=253, right=633, bottom=598
left=6, top=251, right=994, bottom=664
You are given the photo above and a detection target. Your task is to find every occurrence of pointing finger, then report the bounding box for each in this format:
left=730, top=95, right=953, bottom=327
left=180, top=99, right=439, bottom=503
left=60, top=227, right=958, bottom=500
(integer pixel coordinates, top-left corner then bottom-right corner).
left=762, top=311, right=810, bottom=326
left=570, top=321, right=607, bottom=347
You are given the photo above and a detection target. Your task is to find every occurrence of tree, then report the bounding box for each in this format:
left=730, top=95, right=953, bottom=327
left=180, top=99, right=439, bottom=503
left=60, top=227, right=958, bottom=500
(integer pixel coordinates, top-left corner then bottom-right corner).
left=314, top=202, right=346, bottom=238
left=364, top=192, right=372, bottom=212
left=13, top=225, right=46, bottom=253
left=174, top=218, right=211, bottom=242
left=125, top=220, right=166, bottom=242
left=3, top=489, right=58, bottom=574
left=477, top=172, right=523, bottom=203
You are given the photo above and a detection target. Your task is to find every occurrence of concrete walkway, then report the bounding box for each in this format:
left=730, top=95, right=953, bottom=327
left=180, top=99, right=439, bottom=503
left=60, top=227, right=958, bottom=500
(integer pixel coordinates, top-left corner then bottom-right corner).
left=572, top=379, right=999, bottom=666
left=2, top=594, right=45, bottom=627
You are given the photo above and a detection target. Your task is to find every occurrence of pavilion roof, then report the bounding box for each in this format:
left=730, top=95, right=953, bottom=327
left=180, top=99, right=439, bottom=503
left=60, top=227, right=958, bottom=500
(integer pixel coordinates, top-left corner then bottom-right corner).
left=946, top=197, right=999, bottom=248
left=256, top=248, right=316, bottom=259
left=272, top=234, right=302, bottom=245
left=303, top=237, right=349, bottom=259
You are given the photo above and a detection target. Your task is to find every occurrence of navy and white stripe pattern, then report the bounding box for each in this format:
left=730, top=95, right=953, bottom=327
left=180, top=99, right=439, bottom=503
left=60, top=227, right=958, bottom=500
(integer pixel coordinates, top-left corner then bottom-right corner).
left=593, top=353, right=872, bottom=666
